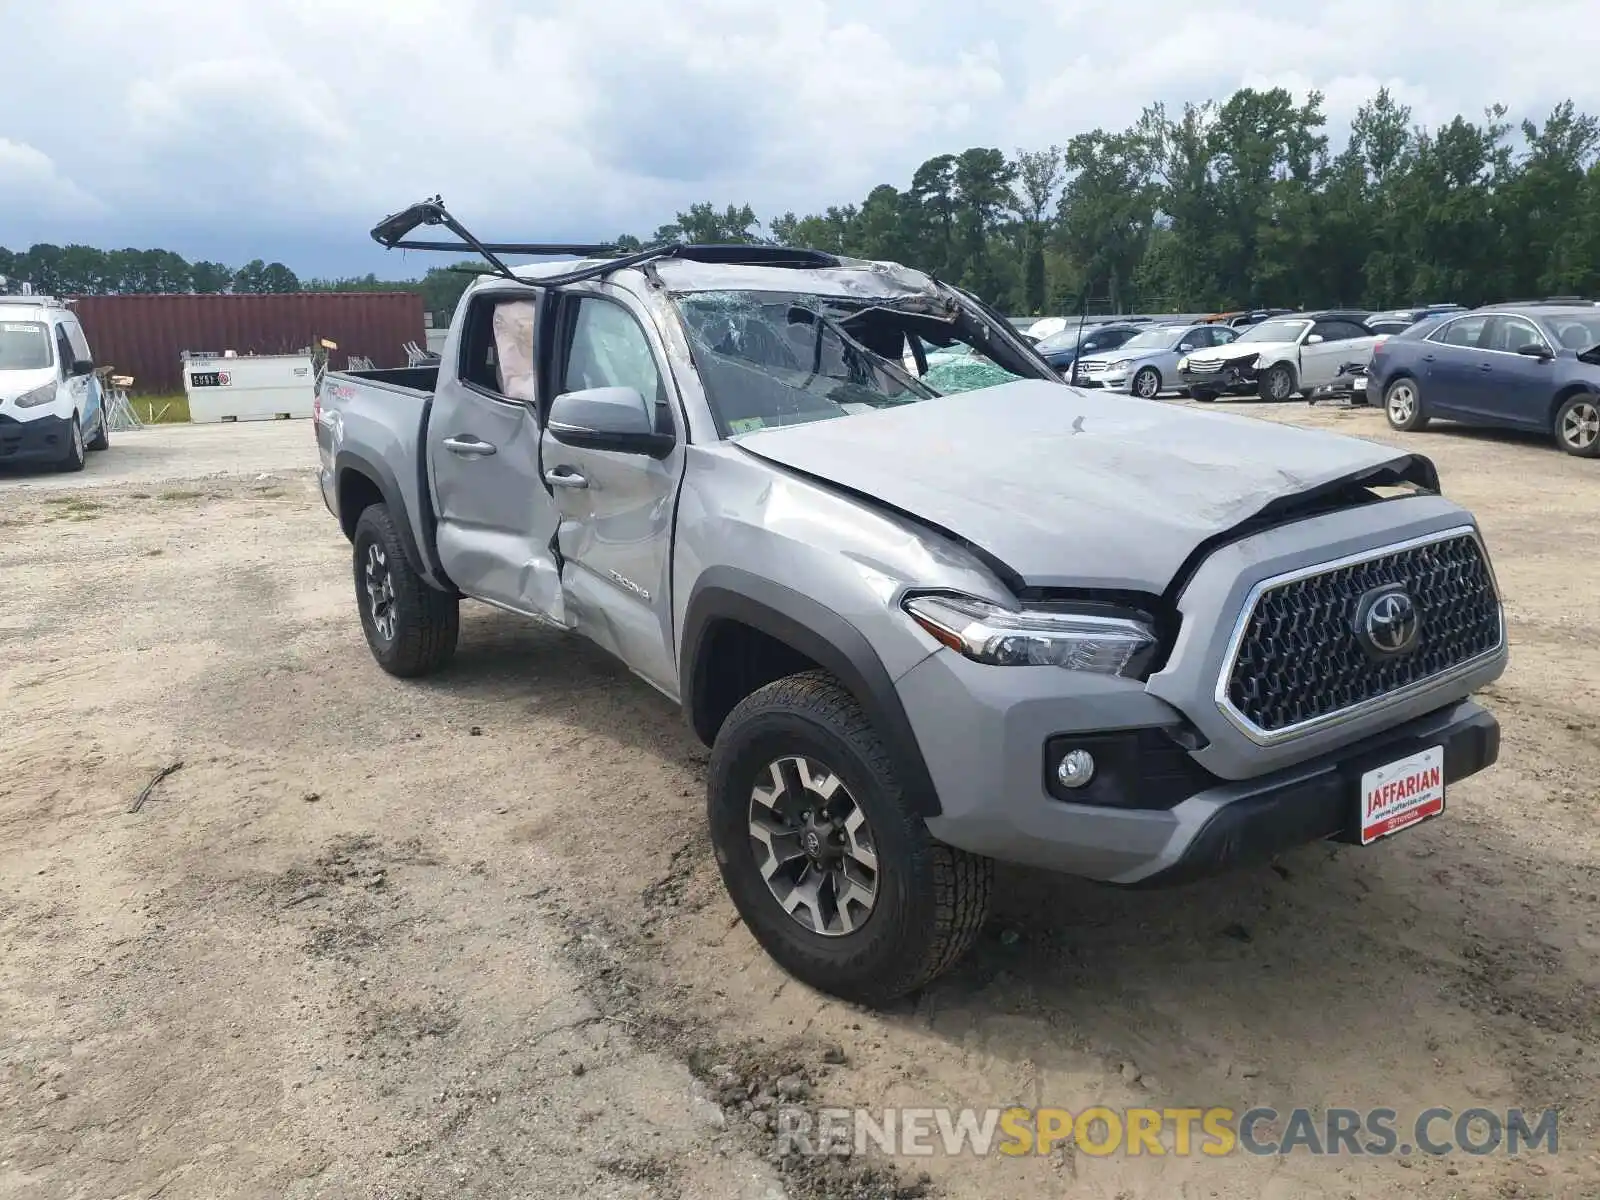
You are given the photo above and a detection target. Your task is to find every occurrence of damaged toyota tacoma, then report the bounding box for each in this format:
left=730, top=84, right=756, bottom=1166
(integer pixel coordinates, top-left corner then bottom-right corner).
left=316, top=200, right=1508, bottom=1006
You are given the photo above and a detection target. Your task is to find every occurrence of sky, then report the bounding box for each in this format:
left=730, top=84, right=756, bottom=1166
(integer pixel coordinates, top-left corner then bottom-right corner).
left=5, top=0, right=1600, bottom=280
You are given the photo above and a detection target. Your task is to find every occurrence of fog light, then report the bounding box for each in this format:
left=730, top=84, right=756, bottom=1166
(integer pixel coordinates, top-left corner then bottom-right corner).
left=1056, top=748, right=1096, bottom=788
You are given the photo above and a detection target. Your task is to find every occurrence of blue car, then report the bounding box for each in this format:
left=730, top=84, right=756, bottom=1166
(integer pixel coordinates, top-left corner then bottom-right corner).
left=1367, top=301, right=1600, bottom=457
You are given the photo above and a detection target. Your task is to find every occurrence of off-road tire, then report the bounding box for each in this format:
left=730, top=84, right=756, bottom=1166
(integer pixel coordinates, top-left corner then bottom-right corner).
left=1383, top=377, right=1429, bottom=432
left=58, top=415, right=85, bottom=473
left=352, top=503, right=459, bottom=678
left=1259, top=363, right=1297, bottom=402
left=708, top=670, right=992, bottom=1007
left=86, top=406, right=110, bottom=452
left=1131, top=366, right=1162, bottom=399
left=1553, top=392, right=1600, bottom=458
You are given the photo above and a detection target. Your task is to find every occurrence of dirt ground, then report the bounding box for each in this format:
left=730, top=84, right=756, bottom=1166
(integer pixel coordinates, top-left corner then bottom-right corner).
left=1, top=406, right=1596, bottom=1200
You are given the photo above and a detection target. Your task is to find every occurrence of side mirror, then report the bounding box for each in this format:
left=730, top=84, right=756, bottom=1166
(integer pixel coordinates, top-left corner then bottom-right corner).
left=1516, top=343, right=1553, bottom=360
left=1177, top=343, right=1193, bottom=352
left=548, top=386, right=674, bottom=458
left=71, top=358, right=95, bottom=377
left=1305, top=334, right=1324, bottom=345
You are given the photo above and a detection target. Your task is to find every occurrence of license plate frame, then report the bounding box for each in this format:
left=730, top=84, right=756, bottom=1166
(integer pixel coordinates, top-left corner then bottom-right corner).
left=1358, top=745, right=1445, bottom=844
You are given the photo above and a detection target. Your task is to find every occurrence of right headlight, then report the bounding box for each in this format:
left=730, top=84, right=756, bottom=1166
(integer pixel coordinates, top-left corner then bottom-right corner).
left=1176, top=356, right=1189, bottom=371
left=902, top=593, right=1157, bottom=677
left=13, top=384, right=57, bottom=408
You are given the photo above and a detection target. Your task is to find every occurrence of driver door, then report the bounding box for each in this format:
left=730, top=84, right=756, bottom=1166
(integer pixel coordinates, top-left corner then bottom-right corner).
left=538, top=288, right=686, bottom=694
left=1300, top=320, right=1363, bottom=387
left=427, top=286, right=567, bottom=624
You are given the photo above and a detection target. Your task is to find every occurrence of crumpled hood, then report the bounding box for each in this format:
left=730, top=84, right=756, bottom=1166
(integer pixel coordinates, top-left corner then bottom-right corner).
left=1193, top=340, right=1294, bottom=365
left=734, top=380, right=1420, bottom=593
left=0, top=366, right=54, bottom=404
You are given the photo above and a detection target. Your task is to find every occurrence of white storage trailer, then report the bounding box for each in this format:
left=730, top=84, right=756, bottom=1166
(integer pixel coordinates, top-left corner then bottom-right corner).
left=183, top=353, right=316, bottom=422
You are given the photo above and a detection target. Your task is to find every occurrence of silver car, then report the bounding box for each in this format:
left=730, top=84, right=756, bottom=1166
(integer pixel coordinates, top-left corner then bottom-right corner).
left=1074, top=323, right=1239, bottom=398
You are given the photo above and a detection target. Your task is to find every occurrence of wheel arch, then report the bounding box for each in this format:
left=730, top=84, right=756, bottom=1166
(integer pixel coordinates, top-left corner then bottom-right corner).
left=680, top=568, right=942, bottom=817
left=334, top=450, right=430, bottom=582
left=1550, top=383, right=1598, bottom=428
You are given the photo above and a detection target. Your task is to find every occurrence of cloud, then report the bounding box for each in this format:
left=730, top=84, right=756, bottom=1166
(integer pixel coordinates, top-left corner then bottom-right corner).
left=0, top=139, right=107, bottom=223
left=3, top=0, right=1600, bottom=275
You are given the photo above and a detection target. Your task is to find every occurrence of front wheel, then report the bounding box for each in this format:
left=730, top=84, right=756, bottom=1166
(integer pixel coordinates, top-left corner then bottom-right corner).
left=1554, top=393, right=1600, bottom=458
left=1259, top=364, right=1297, bottom=402
left=352, top=503, right=460, bottom=677
left=1384, top=378, right=1429, bottom=431
left=58, top=415, right=86, bottom=473
left=1131, top=366, right=1162, bottom=399
left=708, top=671, right=992, bottom=1006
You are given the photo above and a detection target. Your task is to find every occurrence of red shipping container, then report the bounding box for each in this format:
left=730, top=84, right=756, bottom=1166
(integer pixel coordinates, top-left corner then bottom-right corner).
left=68, top=293, right=426, bottom=395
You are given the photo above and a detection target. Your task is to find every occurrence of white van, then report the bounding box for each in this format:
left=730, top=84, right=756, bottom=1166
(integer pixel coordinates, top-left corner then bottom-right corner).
left=0, top=296, right=108, bottom=471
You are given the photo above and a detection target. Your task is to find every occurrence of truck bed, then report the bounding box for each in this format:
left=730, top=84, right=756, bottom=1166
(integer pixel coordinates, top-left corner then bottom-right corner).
left=334, top=364, right=439, bottom=395
left=316, top=366, right=440, bottom=584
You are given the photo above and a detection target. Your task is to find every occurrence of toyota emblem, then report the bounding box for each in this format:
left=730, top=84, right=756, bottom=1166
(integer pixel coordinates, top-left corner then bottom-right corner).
left=1357, top=587, right=1421, bottom=657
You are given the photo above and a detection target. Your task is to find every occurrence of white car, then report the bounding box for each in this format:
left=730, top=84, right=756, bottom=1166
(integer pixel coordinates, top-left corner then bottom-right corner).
left=0, top=296, right=108, bottom=470
left=1176, top=311, right=1379, bottom=403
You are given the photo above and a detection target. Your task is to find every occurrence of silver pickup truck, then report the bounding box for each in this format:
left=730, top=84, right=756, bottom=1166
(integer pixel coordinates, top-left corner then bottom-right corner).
left=315, top=200, right=1507, bottom=1006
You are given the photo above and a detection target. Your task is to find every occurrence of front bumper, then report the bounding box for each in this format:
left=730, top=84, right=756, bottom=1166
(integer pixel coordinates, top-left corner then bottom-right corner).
left=1130, top=700, right=1496, bottom=886
left=0, top=413, right=72, bottom=464
left=902, top=643, right=1499, bottom=885
left=1178, top=360, right=1259, bottom=393
left=1077, top=374, right=1134, bottom=393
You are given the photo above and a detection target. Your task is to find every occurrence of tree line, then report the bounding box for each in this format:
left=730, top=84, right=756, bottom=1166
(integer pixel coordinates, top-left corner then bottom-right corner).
left=614, top=87, right=1600, bottom=317
left=0, top=242, right=471, bottom=324
left=5, top=86, right=1599, bottom=319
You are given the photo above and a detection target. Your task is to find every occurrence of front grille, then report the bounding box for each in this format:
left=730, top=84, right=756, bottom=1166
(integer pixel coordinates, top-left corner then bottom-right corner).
left=1188, top=356, right=1223, bottom=371
left=1222, top=531, right=1502, bottom=738
left=1082, top=361, right=1108, bottom=375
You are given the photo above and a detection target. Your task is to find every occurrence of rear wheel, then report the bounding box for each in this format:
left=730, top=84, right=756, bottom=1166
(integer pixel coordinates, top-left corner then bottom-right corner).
left=1384, top=377, right=1429, bottom=431
left=708, top=671, right=992, bottom=1006
left=86, top=406, right=110, bottom=452
left=1554, top=393, right=1600, bottom=458
left=1131, top=366, right=1162, bottom=399
left=352, top=503, right=459, bottom=677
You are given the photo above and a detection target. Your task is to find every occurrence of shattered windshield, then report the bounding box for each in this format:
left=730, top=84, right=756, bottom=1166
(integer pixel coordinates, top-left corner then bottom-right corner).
left=672, top=290, right=1033, bottom=436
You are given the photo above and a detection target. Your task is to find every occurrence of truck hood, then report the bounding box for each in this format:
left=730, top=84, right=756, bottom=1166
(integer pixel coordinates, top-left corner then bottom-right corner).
left=733, top=380, right=1423, bottom=593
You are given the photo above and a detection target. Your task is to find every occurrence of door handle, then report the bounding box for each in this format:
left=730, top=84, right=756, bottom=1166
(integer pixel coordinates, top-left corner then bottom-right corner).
left=544, top=467, right=589, bottom=489
left=443, top=436, right=496, bottom=457
left=1422, top=354, right=1436, bottom=363
left=1478, top=363, right=1493, bottom=372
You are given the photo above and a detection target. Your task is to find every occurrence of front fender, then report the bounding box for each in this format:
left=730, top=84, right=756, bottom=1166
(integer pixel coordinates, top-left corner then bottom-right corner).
left=680, top=568, right=943, bottom=817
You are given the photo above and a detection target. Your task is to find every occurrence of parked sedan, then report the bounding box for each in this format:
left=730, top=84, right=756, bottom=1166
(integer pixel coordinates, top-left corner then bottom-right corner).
left=1368, top=303, right=1600, bottom=457
left=1178, top=311, right=1378, bottom=402
left=1073, top=323, right=1238, bottom=397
